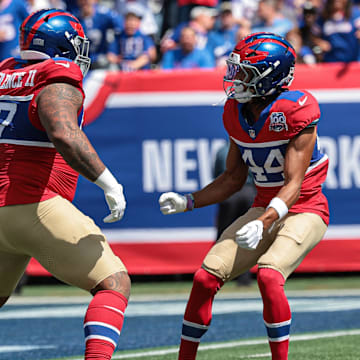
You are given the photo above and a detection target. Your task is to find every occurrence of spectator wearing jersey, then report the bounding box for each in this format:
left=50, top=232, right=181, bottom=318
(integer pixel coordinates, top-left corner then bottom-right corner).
left=108, top=3, right=157, bottom=71
left=161, top=26, right=215, bottom=69
left=206, top=2, right=241, bottom=67
left=75, top=0, right=123, bottom=70
left=251, top=0, right=294, bottom=37
left=316, top=0, right=360, bottom=62
left=298, top=1, right=324, bottom=62
left=160, top=6, right=218, bottom=54
left=286, top=27, right=317, bottom=64
left=114, top=0, right=159, bottom=40
left=177, top=0, right=219, bottom=24
left=0, top=0, right=28, bottom=61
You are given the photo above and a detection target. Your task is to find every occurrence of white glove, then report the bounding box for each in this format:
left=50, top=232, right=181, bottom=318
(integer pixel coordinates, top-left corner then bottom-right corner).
left=159, top=192, right=187, bottom=215
left=95, top=168, right=126, bottom=223
left=235, top=220, right=263, bottom=250
left=103, top=184, right=126, bottom=223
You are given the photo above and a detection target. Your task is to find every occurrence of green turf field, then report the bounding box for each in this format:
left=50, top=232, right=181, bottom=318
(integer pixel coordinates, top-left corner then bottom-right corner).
left=9, top=274, right=360, bottom=360
left=17, top=274, right=360, bottom=297
left=47, top=330, right=360, bottom=360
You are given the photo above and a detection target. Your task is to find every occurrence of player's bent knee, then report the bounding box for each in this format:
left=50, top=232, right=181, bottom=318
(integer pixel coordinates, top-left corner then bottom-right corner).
left=0, top=296, right=10, bottom=307
left=257, top=268, right=285, bottom=299
left=193, top=268, right=223, bottom=293
left=91, top=271, right=131, bottom=299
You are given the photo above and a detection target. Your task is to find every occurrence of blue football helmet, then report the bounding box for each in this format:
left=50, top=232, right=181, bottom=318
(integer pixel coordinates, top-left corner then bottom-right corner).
left=19, top=9, right=91, bottom=76
left=223, top=32, right=296, bottom=103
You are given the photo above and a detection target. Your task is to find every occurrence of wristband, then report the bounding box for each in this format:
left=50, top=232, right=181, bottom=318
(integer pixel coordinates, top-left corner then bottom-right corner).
left=185, top=193, right=195, bottom=211
left=266, top=197, right=288, bottom=220
left=94, top=168, right=119, bottom=192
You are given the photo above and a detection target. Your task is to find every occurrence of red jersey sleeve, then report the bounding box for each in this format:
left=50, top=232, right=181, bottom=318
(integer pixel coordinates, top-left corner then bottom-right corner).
left=41, top=58, right=84, bottom=89
left=283, top=90, right=321, bottom=138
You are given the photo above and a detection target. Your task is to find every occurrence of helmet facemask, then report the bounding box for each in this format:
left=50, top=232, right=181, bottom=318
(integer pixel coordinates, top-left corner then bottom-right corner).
left=224, top=52, right=284, bottom=103
left=65, top=31, right=91, bottom=76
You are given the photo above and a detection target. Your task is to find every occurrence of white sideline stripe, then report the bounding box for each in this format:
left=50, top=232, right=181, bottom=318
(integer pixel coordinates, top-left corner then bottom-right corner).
left=101, top=224, right=360, bottom=243
left=7, top=288, right=360, bottom=305
left=103, top=89, right=360, bottom=108
left=0, top=345, right=55, bottom=353
left=240, top=353, right=271, bottom=359
left=3, top=296, right=360, bottom=319
left=69, top=329, right=360, bottom=359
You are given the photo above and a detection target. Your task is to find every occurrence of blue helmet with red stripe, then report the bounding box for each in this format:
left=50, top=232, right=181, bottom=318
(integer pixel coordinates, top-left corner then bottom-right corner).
left=19, top=9, right=91, bottom=76
left=223, top=32, right=296, bottom=103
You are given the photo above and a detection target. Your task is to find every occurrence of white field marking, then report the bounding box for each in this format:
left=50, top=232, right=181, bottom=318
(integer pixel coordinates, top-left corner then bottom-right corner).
left=7, top=288, right=360, bottom=305
left=2, top=295, right=360, bottom=319
left=240, top=353, right=271, bottom=359
left=0, top=345, right=55, bottom=353
left=66, top=329, right=360, bottom=360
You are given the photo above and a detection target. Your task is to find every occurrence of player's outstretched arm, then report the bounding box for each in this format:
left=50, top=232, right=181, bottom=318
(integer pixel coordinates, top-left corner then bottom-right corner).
left=159, top=138, right=249, bottom=214
left=36, top=82, right=126, bottom=223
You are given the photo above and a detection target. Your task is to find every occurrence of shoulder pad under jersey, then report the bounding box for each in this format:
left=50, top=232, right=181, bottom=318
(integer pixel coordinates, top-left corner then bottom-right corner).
left=272, top=90, right=320, bottom=137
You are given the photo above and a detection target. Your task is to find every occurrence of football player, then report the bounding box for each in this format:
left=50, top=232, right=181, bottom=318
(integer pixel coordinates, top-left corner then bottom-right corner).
left=0, top=9, right=130, bottom=360
left=159, top=32, right=329, bottom=360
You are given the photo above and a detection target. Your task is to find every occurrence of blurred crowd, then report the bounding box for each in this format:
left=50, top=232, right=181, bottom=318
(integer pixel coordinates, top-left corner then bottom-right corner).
left=1, top=0, right=360, bottom=72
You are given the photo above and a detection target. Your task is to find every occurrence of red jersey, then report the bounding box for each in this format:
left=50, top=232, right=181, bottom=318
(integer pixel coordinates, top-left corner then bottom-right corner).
left=0, top=57, right=85, bottom=206
left=223, top=90, right=329, bottom=225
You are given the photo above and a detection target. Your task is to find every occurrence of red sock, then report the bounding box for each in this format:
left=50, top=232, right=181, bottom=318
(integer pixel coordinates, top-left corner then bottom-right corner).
left=178, top=268, right=223, bottom=360
left=84, top=290, right=128, bottom=360
left=257, top=268, right=291, bottom=360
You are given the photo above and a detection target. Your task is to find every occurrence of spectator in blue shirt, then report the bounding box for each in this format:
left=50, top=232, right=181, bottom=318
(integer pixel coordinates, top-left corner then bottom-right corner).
left=108, top=2, right=157, bottom=71
left=161, top=26, right=215, bottom=69
left=206, top=2, right=243, bottom=67
left=0, top=0, right=28, bottom=61
left=160, top=6, right=218, bottom=54
left=251, top=0, right=294, bottom=37
left=316, top=0, right=360, bottom=62
left=75, top=0, right=123, bottom=69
